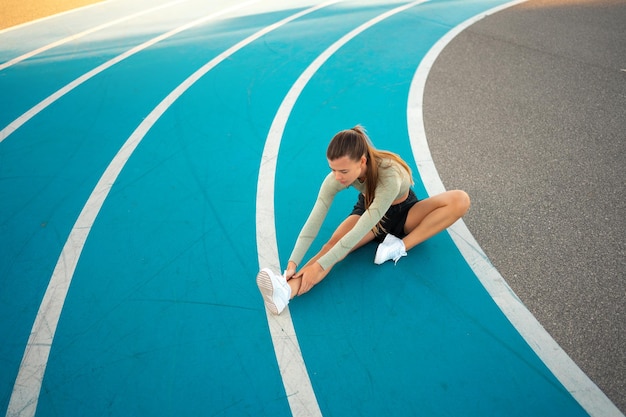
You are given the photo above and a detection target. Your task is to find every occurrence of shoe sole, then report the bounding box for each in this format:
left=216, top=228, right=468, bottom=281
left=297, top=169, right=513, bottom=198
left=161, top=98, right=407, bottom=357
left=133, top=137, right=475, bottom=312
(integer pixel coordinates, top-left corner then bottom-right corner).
left=256, top=269, right=279, bottom=315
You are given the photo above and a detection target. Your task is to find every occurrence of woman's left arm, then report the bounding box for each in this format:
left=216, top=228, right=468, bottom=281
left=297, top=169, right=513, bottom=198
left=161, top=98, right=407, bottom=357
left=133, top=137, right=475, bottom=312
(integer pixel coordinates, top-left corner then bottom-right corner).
left=315, top=174, right=403, bottom=270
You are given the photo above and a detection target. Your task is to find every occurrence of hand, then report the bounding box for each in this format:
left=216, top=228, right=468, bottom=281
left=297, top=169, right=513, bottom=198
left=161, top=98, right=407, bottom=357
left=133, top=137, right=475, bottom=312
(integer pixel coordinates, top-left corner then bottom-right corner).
left=294, top=262, right=325, bottom=296
left=285, top=261, right=297, bottom=280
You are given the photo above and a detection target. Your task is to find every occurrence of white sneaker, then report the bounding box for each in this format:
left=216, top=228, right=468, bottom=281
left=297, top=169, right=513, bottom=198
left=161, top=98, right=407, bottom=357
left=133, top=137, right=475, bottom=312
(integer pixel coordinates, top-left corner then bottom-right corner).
left=256, top=268, right=292, bottom=315
left=374, top=234, right=407, bottom=265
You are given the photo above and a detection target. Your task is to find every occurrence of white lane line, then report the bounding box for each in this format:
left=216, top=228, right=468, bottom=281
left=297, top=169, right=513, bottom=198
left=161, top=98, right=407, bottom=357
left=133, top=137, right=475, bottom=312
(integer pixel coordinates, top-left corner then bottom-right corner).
left=406, top=1, right=623, bottom=416
left=0, top=0, right=188, bottom=71
left=0, top=0, right=259, bottom=144
left=256, top=1, right=428, bottom=416
left=4, top=3, right=346, bottom=417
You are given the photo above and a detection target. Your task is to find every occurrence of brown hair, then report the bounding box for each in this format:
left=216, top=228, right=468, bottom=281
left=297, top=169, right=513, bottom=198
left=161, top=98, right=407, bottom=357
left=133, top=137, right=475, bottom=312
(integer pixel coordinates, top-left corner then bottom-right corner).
left=326, top=125, right=413, bottom=210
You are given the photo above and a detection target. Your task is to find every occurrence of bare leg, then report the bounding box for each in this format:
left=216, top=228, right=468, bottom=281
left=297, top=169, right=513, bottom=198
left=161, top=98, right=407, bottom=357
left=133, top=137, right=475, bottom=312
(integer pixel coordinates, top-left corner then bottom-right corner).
left=401, top=190, right=470, bottom=251
left=288, top=214, right=375, bottom=298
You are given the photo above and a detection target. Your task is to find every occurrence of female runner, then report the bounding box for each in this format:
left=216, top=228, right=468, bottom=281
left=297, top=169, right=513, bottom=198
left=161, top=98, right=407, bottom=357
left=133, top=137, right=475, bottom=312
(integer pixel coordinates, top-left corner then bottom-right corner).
left=257, top=125, right=470, bottom=315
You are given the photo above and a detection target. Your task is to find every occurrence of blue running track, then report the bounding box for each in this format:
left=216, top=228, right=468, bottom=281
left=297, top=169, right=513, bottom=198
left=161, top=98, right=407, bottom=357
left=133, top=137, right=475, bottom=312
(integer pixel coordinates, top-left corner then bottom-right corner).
left=0, top=1, right=622, bottom=416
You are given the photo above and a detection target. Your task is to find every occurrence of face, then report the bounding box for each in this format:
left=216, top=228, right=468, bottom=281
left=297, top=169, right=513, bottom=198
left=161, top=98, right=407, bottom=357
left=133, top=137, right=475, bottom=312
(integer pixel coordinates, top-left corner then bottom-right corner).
left=329, top=155, right=366, bottom=186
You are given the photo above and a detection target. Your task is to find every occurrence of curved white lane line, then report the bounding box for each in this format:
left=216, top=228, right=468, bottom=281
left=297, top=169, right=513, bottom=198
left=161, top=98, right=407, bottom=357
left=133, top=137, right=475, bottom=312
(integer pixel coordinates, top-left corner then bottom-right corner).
left=0, top=0, right=260, bottom=144
left=0, top=0, right=188, bottom=71
left=256, top=1, right=428, bottom=416
left=406, top=1, right=623, bottom=416
left=5, top=3, right=338, bottom=417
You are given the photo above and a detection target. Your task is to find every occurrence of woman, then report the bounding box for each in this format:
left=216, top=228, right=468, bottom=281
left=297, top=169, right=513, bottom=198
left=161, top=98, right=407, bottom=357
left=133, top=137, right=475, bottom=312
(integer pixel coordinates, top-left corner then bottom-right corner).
left=257, top=125, right=470, bottom=315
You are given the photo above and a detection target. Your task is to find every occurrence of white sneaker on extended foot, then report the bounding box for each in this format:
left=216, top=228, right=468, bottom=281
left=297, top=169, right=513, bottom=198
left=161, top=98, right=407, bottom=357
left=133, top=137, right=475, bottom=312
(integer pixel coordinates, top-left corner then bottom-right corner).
left=374, top=234, right=407, bottom=265
left=256, top=268, right=292, bottom=315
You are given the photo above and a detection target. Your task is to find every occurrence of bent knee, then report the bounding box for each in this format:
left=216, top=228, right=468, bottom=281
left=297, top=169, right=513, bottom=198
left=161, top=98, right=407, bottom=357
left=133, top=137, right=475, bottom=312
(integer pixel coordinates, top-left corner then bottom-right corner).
left=451, top=189, right=470, bottom=215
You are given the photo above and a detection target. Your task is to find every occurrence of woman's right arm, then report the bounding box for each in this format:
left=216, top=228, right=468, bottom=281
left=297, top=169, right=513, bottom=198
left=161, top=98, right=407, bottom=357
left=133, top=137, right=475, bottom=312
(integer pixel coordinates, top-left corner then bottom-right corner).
left=288, top=173, right=341, bottom=268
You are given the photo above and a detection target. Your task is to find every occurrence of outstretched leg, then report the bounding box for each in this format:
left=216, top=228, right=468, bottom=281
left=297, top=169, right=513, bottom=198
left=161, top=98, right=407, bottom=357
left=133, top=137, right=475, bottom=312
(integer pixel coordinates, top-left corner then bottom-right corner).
left=288, top=214, right=375, bottom=297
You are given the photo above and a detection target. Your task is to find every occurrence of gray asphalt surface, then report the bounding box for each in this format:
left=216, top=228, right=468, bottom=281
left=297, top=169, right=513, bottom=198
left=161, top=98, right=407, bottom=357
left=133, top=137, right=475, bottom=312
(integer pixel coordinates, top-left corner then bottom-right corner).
left=424, top=0, right=625, bottom=412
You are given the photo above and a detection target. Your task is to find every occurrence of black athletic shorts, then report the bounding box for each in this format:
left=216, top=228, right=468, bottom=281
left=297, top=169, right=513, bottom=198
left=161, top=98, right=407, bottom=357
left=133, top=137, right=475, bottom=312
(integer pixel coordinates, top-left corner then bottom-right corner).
left=350, top=189, right=419, bottom=242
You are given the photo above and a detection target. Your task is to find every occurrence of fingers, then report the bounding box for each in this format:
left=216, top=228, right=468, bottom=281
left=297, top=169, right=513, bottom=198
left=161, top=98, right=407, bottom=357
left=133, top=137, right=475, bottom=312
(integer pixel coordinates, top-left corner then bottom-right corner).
left=294, top=262, right=324, bottom=296
left=298, top=271, right=318, bottom=296
left=297, top=279, right=311, bottom=296
left=285, top=261, right=298, bottom=280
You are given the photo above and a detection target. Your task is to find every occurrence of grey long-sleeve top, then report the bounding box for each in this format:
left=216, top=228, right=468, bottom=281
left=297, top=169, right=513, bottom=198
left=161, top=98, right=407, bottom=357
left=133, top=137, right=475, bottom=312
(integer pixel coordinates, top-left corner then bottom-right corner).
left=288, top=158, right=412, bottom=270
